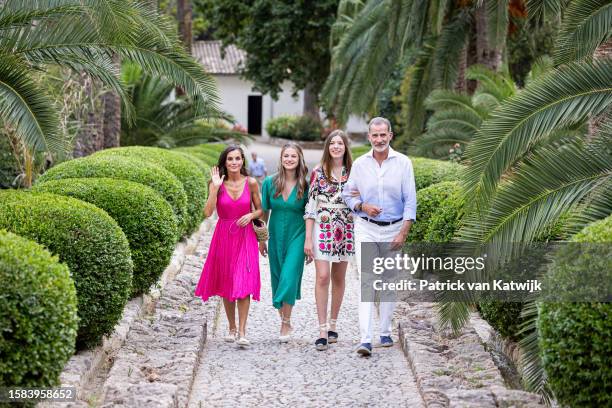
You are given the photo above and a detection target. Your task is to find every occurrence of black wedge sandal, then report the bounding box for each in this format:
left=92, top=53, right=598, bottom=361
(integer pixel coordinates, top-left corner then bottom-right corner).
left=327, top=318, right=338, bottom=344
left=315, top=323, right=328, bottom=350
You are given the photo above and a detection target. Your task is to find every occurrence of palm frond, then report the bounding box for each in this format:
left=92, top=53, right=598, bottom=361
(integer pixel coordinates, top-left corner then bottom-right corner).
left=0, top=55, right=61, bottom=152
left=463, top=59, right=612, bottom=213
left=553, top=0, right=612, bottom=64
left=487, top=0, right=509, bottom=51
left=432, top=10, right=472, bottom=89
left=526, top=0, right=563, bottom=21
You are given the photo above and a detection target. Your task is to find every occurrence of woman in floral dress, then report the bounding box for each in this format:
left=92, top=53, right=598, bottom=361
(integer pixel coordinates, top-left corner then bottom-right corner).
left=304, top=130, right=354, bottom=350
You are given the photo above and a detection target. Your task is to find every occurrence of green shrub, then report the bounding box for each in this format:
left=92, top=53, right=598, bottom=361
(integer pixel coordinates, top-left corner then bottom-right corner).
left=412, top=157, right=462, bottom=190
left=351, top=145, right=371, bottom=159
left=538, top=215, right=612, bottom=407
left=174, top=147, right=218, bottom=167
left=408, top=181, right=461, bottom=242
left=478, top=301, right=524, bottom=341
left=33, top=178, right=177, bottom=296
left=266, top=115, right=296, bottom=139
left=0, top=230, right=78, bottom=390
left=37, top=155, right=188, bottom=237
left=424, top=183, right=464, bottom=243
left=293, top=115, right=323, bottom=141
left=0, top=191, right=133, bottom=349
left=0, top=136, right=19, bottom=188
left=92, top=147, right=207, bottom=233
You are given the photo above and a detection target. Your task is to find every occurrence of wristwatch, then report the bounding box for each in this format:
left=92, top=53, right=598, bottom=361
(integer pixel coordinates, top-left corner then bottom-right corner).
left=355, top=202, right=363, bottom=212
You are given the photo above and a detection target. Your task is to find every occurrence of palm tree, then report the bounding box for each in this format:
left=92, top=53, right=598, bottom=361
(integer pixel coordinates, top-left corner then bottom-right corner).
left=414, top=65, right=517, bottom=158
left=0, top=0, right=219, bottom=165
left=438, top=0, right=611, bottom=398
left=120, top=63, right=246, bottom=147
left=322, top=0, right=510, bottom=133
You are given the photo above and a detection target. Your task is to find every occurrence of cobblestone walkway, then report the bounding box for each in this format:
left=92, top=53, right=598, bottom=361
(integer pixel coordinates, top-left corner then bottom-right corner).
left=188, top=252, right=424, bottom=407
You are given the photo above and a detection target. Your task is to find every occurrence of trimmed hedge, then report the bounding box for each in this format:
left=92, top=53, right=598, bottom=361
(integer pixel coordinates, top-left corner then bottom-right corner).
left=37, top=155, right=188, bottom=237
left=350, top=148, right=461, bottom=190
left=0, top=191, right=133, bottom=349
left=411, top=157, right=462, bottom=190
left=408, top=181, right=461, bottom=242
left=265, top=115, right=322, bottom=141
left=175, top=147, right=218, bottom=167
left=538, top=215, right=612, bottom=407
left=0, top=230, right=78, bottom=389
left=92, top=147, right=207, bottom=233
left=478, top=301, right=524, bottom=340
left=423, top=182, right=464, bottom=243
left=33, top=178, right=178, bottom=296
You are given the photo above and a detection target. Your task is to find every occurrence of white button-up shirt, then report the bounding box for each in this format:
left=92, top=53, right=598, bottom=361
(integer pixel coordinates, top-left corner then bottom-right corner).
left=343, top=147, right=417, bottom=222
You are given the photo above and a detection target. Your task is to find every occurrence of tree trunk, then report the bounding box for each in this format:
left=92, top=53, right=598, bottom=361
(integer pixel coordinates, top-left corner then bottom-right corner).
left=466, top=23, right=479, bottom=94
left=73, top=75, right=104, bottom=158
left=102, top=55, right=122, bottom=149
left=177, top=0, right=192, bottom=54
left=303, top=82, right=319, bottom=120
left=475, top=1, right=502, bottom=71
left=454, top=44, right=468, bottom=93
left=588, top=39, right=612, bottom=139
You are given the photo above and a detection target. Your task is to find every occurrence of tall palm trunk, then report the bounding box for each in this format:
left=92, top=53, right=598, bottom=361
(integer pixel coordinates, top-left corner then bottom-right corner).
left=588, top=39, right=612, bottom=139
left=177, top=0, right=192, bottom=54
left=102, top=55, right=122, bottom=149
left=454, top=44, right=468, bottom=92
left=475, top=1, right=502, bottom=71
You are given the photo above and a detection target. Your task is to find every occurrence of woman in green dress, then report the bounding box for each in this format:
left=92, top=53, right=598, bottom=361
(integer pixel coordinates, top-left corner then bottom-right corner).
left=259, top=142, right=310, bottom=342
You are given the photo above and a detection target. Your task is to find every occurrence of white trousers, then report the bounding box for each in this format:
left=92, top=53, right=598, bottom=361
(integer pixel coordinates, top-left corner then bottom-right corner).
left=354, top=217, right=402, bottom=344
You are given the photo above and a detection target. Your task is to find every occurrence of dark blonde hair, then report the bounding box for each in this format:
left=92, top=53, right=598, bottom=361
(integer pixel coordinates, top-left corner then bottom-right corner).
left=273, top=142, right=308, bottom=200
left=320, top=129, right=352, bottom=182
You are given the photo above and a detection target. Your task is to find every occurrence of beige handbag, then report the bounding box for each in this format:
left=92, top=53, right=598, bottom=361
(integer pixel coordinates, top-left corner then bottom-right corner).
left=247, top=179, right=269, bottom=242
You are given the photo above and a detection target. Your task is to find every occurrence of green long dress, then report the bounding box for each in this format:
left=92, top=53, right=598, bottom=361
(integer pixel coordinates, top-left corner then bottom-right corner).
left=261, top=175, right=308, bottom=309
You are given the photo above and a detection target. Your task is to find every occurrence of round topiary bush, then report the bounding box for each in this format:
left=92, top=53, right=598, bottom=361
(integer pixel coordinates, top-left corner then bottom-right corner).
left=423, top=182, right=464, bottom=243
left=92, top=147, right=207, bottom=234
left=538, top=215, right=612, bottom=407
left=0, top=191, right=133, bottom=349
left=174, top=147, right=218, bottom=167
left=408, top=181, right=461, bottom=242
left=0, top=230, right=78, bottom=389
left=36, top=155, right=188, bottom=237
left=411, top=157, right=462, bottom=190
left=33, top=178, right=178, bottom=297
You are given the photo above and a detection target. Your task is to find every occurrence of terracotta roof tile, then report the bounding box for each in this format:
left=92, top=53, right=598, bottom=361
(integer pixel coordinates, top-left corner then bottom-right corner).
left=192, top=40, right=245, bottom=74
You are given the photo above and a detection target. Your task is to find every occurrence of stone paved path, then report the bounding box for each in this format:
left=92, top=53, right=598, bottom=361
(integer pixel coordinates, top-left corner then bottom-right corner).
left=188, top=251, right=424, bottom=407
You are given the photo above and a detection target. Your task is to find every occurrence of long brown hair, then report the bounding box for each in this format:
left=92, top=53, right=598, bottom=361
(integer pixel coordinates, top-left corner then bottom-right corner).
left=320, top=129, right=352, bottom=182
left=273, top=142, right=308, bottom=200
left=217, top=145, right=248, bottom=179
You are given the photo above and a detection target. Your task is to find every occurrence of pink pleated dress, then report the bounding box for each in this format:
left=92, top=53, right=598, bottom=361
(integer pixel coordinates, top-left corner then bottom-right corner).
left=195, top=179, right=260, bottom=302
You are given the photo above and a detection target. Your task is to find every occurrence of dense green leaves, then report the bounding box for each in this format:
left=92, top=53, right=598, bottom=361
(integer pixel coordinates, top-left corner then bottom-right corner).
left=33, top=178, right=178, bottom=296
left=0, top=191, right=132, bottom=349
left=0, top=230, right=78, bottom=389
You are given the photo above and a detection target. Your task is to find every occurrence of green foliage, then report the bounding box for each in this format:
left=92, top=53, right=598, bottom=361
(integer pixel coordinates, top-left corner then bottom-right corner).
left=37, top=155, right=188, bottom=237
left=0, top=136, right=19, bottom=188
left=92, top=147, right=207, bottom=233
left=478, top=301, right=524, bottom=340
left=202, top=0, right=338, bottom=102
left=265, top=115, right=296, bottom=140
left=0, top=0, right=219, bottom=156
left=120, top=63, right=243, bottom=148
left=0, top=230, right=78, bottom=389
left=350, top=145, right=371, bottom=159
left=0, top=191, right=132, bottom=349
left=33, top=178, right=177, bottom=297
left=408, top=181, right=461, bottom=242
left=538, top=216, right=612, bottom=408
left=265, top=115, right=322, bottom=141
left=411, top=158, right=462, bottom=190
left=424, top=185, right=465, bottom=243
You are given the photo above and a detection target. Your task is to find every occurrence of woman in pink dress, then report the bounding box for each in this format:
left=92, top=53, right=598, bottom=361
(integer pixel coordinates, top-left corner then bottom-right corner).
left=195, top=145, right=262, bottom=347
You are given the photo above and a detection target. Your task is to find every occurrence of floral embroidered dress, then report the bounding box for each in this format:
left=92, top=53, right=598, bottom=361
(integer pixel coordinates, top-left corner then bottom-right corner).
left=304, top=166, right=355, bottom=262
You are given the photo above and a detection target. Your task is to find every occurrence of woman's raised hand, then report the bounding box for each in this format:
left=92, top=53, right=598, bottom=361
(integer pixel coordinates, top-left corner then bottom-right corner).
left=210, top=166, right=225, bottom=188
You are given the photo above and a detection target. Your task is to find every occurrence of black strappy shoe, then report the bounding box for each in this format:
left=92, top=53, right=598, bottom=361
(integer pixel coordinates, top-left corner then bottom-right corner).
left=327, top=318, right=338, bottom=344
left=315, top=323, right=328, bottom=350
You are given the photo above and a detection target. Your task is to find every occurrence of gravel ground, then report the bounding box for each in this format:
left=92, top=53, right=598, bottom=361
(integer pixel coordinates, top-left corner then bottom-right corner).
left=188, top=252, right=424, bottom=407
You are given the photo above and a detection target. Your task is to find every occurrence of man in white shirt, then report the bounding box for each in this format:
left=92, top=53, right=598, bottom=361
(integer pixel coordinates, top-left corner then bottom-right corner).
left=248, top=152, right=267, bottom=187
left=342, top=117, right=417, bottom=356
